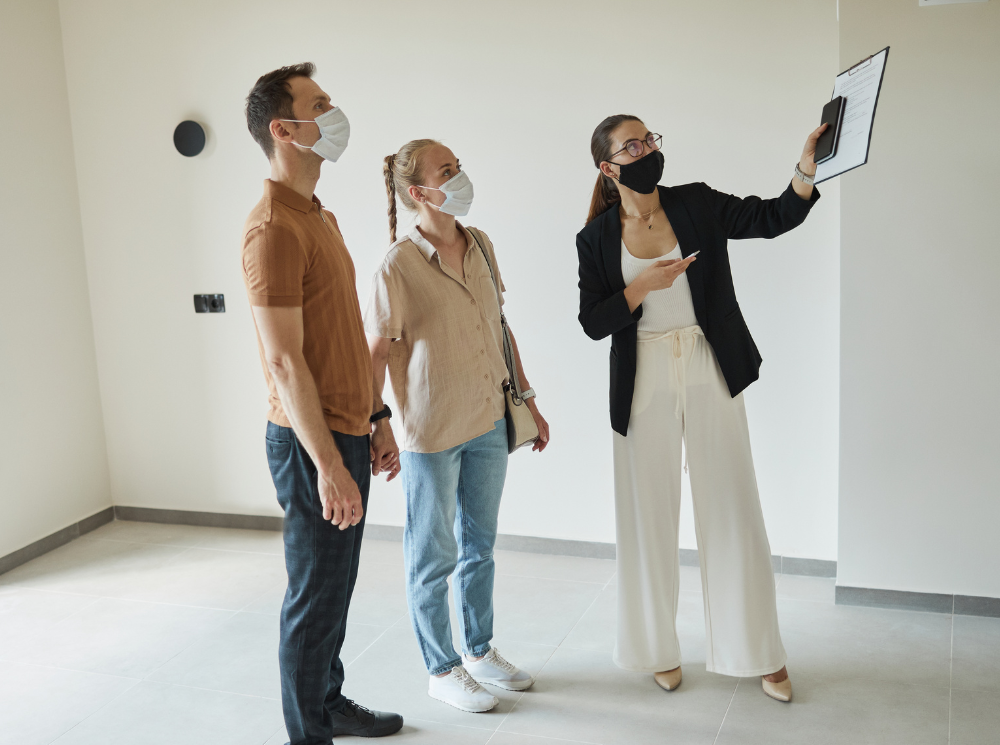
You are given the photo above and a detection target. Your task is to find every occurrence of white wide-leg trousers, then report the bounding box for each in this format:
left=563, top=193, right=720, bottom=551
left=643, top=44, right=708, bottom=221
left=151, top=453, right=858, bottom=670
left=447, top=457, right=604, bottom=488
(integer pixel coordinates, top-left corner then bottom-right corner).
left=612, top=326, right=786, bottom=677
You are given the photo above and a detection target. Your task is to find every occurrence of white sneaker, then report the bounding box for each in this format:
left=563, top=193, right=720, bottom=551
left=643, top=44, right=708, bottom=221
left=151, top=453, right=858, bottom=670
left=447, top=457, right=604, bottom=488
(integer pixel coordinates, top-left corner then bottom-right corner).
left=428, top=665, right=499, bottom=713
left=463, top=647, right=535, bottom=691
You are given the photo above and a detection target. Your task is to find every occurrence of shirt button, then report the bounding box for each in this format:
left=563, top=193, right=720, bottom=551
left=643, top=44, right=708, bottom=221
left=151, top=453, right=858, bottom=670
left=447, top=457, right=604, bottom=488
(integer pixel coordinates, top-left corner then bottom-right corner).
left=470, top=299, right=476, bottom=306
left=480, top=350, right=485, bottom=355
left=486, top=397, right=491, bottom=403
left=477, top=325, right=481, bottom=330
left=484, top=374, right=489, bottom=380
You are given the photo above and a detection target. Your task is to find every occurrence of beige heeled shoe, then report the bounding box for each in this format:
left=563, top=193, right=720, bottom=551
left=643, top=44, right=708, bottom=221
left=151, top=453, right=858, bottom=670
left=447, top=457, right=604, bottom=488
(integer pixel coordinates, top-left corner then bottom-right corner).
left=654, top=666, right=682, bottom=691
left=761, top=673, right=792, bottom=702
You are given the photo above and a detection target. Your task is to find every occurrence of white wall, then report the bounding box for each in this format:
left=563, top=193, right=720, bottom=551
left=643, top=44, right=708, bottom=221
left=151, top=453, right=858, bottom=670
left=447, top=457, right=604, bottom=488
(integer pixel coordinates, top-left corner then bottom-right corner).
left=838, top=0, right=1000, bottom=596
left=0, top=0, right=111, bottom=558
left=57, top=0, right=840, bottom=558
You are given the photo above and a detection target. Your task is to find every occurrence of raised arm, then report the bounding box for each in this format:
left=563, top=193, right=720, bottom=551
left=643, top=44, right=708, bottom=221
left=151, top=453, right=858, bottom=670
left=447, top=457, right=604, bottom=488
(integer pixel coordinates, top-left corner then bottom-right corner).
left=703, top=124, right=827, bottom=241
left=253, top=305, right=362, bottom=529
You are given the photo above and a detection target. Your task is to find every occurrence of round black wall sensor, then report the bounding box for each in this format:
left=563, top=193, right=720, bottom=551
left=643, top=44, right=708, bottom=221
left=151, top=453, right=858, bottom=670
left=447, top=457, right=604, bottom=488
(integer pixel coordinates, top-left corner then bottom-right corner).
left=173, top=120, right=206, bottom=157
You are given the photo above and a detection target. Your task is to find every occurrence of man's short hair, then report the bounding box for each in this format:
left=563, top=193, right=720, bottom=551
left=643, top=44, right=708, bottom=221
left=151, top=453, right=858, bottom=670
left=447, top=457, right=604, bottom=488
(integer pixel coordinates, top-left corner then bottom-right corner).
left=245, top=62, right=316, bottom=159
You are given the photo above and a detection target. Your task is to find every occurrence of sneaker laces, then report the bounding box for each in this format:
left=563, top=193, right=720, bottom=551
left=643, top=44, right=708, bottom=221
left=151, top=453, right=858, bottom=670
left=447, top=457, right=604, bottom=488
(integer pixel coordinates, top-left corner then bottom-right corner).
left=451, top=665, right=483, bottom=693
left=486, top=648, right=517, bottom=674
left=342, top=699, right=374, bottom=724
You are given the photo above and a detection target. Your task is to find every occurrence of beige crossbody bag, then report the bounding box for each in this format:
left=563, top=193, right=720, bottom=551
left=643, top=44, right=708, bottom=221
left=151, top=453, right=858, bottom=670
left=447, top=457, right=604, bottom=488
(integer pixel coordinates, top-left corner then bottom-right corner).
left=469, top=229, right=539, bottom=453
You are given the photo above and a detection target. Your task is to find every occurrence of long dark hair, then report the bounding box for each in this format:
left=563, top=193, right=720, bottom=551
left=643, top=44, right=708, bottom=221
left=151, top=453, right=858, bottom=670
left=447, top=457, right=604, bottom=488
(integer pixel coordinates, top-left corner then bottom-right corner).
left=586, top=114, right=641, bottom=225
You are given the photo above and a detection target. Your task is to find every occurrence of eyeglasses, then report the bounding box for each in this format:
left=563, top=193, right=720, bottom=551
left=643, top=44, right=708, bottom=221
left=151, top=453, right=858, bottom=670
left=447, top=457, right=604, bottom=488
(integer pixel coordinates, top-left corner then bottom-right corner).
left=609, top=133, right=662, bottom=161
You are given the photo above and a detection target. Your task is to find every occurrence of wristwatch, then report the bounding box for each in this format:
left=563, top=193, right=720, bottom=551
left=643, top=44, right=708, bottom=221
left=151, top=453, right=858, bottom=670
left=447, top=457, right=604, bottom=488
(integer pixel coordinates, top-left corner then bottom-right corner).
left=520, top=388, right=536, bottom=401
left=794, top=163, right=815, bottom=185
left=370, top=405, right=392, bottom=424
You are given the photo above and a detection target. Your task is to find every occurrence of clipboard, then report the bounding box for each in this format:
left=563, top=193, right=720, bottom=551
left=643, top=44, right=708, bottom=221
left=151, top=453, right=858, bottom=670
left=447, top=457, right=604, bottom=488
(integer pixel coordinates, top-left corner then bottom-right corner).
left=814, top=47, right=890, bottom=185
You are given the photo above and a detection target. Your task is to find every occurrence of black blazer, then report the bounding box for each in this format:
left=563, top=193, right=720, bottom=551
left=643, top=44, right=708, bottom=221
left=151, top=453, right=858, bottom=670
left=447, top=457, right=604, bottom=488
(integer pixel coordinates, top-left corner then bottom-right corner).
left=577, top=182, right=820, bottom=436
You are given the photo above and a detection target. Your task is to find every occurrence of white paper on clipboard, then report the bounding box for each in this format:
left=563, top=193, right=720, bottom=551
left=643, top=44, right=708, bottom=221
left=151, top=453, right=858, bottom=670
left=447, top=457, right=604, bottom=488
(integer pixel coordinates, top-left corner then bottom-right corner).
left=815, top=47, right=889, bottom=184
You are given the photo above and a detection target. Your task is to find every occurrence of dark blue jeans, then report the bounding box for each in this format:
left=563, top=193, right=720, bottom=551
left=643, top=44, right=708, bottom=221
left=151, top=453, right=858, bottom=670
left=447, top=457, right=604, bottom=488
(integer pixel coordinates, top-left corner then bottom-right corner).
left=266, top=421, right=370, bottom=745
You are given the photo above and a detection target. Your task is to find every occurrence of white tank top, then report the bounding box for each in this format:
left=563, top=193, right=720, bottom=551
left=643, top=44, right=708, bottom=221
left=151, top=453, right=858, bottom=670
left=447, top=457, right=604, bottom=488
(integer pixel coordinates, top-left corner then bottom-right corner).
left=621, top=241, right=699, bottom=333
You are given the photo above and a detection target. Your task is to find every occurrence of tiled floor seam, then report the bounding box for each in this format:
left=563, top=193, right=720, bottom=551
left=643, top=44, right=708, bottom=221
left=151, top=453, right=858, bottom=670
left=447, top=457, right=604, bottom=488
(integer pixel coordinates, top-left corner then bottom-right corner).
left=343, top=624, right=397, bottom=670
left=138, top=608, right=240, bottom=683
left=4, top=659, right=142, bottom=682
left=403, top=715, right=498, bottom=734
left=43, top=676, right=143, bottom=744
left=490, top=729, right=604, bottom=744
left=139, top=681, right=283, bottom=701
left=489, top=646, right=561, bottom=743
left=486, top=581, right=607, bottom=742
left=711, top=676, right=741, bottom=745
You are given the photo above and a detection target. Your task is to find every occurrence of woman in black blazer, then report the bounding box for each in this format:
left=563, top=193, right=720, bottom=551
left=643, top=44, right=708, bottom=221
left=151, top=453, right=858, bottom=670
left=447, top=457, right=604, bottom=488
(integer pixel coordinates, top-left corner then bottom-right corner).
left=577, top=114, right=825, bottom=703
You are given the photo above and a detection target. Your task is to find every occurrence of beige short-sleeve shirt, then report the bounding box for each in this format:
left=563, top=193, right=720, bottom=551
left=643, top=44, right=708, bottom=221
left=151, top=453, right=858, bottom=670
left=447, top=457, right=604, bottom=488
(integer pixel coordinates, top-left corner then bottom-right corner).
left=364, top=224, right=508, bottom=453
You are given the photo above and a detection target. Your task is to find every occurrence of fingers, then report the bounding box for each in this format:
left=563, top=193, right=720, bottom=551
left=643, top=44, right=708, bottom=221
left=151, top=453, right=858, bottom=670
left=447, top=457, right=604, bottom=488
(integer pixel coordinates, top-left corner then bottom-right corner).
left=533, top=420, right=550, bottom=452
left=331, top=501, right=343, bottom=525
left=805, top=123, right=829, bottom=152
left=385, top=453, right=399, bottom=474
left=374, top=448, right=398, bottom=478
left=343, top=495, right=363, bottom=529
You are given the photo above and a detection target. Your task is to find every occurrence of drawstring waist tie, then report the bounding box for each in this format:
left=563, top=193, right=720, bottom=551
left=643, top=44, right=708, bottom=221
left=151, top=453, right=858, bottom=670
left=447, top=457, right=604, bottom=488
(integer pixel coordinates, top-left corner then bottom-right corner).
left=637, top=325, right=703, bottom=471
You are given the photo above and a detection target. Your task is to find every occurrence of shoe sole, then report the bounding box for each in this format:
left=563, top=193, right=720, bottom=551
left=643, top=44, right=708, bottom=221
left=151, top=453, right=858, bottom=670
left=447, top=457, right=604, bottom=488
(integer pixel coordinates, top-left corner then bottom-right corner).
left=477, top=677, right=535, bottom=692
left=428, top=691, right=499, bottom=713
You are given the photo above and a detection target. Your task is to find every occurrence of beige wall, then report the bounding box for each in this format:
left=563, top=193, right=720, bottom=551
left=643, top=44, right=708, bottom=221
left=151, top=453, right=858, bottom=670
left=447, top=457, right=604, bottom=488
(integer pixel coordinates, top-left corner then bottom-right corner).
left=56, top=0, right=841, bottom=557
left=0, top=0, right=111, bottom=557
left=838, top=0, right=1000, bottom=595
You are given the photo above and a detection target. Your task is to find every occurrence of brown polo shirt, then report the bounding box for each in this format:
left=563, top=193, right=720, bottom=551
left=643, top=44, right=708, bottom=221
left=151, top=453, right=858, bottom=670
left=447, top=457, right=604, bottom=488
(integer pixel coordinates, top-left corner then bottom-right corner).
left=241, top=179, right=372, bottom=436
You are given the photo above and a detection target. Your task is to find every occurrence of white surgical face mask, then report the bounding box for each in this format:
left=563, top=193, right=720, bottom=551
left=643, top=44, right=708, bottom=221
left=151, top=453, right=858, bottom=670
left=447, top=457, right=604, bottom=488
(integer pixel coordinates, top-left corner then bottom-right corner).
left=281, top=106, right=350, bottom=162
left=419, top=170, right=474, bottom=216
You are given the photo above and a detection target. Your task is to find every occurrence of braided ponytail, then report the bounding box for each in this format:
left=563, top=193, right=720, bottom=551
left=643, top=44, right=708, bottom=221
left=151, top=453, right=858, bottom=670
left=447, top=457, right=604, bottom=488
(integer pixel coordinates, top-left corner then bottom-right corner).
left=383, top=138, right=440, bottom=243
left=384, top=154, right=398, bottom=243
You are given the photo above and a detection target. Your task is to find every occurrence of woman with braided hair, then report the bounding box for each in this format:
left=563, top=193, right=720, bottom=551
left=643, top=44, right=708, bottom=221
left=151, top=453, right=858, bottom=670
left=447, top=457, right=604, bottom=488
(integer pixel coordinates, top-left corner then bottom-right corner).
left=363, top=139, right=550, bottom=714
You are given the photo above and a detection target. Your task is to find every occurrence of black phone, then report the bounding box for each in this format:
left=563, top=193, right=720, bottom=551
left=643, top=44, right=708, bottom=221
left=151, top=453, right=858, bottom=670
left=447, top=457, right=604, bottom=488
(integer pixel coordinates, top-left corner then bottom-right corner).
left=814, top=96, right=845, bottom=164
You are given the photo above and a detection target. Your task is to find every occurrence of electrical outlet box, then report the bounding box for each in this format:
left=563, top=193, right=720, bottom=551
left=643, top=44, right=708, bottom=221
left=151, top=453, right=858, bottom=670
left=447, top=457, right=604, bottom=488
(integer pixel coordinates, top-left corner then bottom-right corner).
left=194, top=294, right=225, bottom=313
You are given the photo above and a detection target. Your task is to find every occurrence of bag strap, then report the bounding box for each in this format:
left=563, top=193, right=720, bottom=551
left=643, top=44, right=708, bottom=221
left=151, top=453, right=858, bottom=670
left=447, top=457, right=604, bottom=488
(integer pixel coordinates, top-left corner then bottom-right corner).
left=468, top=228, right=524, bottom=400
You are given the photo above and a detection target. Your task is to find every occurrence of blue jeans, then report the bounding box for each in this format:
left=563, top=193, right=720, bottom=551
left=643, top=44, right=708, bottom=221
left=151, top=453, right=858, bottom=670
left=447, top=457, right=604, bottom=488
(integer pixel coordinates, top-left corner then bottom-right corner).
left=401, top=419, right=509, bottom=675
left=265, top=421, right=370, bottom=745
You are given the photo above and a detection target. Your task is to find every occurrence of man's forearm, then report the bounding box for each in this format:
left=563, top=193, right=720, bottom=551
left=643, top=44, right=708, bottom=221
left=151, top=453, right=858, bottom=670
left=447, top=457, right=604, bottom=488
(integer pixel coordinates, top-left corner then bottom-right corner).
left=270, top=357, right=343, bottom=478
left=371, top=378, right=385, bottom=417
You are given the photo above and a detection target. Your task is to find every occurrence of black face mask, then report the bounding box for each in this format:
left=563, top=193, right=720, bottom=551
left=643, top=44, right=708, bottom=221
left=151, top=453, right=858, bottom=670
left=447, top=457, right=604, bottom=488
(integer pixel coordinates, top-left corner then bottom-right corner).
left=611, top=150, right=664, bottom=195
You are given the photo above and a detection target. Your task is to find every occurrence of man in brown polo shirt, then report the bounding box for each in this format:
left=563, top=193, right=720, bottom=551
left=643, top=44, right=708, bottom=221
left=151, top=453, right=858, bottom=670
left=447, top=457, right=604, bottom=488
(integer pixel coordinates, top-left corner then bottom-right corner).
left=241, top=63, right=403, bottom=742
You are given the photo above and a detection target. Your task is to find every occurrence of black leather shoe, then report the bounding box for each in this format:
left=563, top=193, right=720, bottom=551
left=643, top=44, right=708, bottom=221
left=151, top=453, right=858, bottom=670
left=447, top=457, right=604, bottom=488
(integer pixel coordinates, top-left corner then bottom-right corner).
left=329, top=699, right=403, bottom=738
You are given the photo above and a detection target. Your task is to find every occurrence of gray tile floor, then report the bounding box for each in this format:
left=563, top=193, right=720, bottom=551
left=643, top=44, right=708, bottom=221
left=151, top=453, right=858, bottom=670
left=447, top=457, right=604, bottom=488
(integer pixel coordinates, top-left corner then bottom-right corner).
left=0, top=520, right=996, bottom=744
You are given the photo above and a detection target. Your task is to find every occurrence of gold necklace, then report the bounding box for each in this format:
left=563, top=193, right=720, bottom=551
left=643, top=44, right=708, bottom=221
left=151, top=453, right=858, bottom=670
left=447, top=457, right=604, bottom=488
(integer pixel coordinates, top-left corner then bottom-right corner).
left=621, top=204, right=660, bottom=230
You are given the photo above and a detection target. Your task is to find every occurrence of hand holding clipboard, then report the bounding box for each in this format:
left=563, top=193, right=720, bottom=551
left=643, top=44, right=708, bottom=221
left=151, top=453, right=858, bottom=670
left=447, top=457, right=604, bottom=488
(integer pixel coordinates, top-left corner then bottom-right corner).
left=813, top=47, right=890, bottom=184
